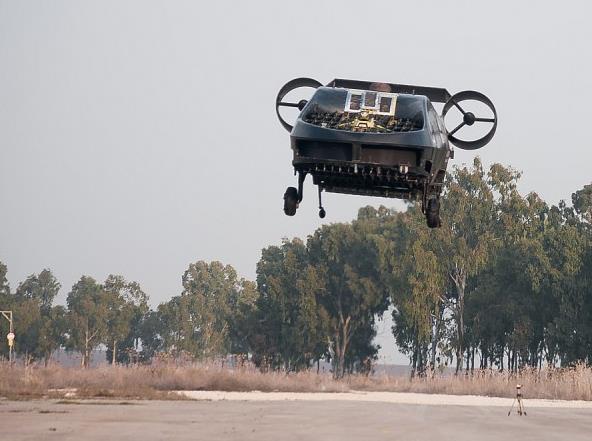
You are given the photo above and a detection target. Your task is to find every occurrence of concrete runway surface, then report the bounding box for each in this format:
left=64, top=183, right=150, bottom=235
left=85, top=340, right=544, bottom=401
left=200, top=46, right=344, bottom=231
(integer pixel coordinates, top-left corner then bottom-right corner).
left=1, top=397, right=591, bottom=441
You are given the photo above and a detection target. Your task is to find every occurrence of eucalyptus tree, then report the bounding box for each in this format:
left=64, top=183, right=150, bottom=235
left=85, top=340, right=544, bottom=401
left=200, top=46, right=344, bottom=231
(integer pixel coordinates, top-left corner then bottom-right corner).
left=365, top=203, right=448, bottom=375
left=461, top=165, right=550, bottom=370
left=398, top=229, right=446, bottom=374
left=11, top=269, right=64, bottom=364
left=180, top=261, right=241, bottom=358
left=544, top=194, right=592, bottom=366
left=103, top=275, right=149, bottom=364
left=38, top=305, right=67, bottom=365
left=66, top=276, right=109, bottom=368
left=254, top=239, right=327, bottom=370
left=157, top=295, right=188, bottom=355
left=307, top=221, right=389, bottom=378
left=427, top=158, right=497, bottom=373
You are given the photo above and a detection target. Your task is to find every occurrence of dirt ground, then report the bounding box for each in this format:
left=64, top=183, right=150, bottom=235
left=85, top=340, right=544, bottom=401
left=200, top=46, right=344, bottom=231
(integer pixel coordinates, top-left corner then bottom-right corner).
left=1, top=395, right=591, bottom=441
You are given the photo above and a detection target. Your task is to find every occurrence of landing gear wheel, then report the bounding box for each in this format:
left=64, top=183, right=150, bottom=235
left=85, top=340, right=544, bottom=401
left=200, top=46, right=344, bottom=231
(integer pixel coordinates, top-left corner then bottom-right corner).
left=426, top=198, right=441, bottom=228
left=284, top=187, right=298, bottom=216
left=319, top=208, right=326, bottom=219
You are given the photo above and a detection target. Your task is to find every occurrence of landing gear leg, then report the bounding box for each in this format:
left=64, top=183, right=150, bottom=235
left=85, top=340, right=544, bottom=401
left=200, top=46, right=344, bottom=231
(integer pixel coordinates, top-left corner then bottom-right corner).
left=297, top=171, right=306, bottom=203
left=318, top=185, right=326, bottom=219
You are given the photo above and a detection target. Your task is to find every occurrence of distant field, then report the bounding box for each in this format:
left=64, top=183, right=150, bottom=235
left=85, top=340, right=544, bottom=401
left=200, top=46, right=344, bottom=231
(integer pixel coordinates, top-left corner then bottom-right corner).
left=1, top=362, right=591, bottom=401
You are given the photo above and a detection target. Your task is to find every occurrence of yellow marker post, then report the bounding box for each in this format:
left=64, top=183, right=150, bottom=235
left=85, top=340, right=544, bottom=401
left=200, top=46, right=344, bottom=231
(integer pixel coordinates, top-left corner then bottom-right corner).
left=7, top=332, right=15, bottom=347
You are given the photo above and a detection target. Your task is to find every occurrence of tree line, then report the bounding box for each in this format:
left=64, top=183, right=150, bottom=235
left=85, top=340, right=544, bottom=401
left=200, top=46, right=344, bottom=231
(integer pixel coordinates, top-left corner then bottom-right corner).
left=1, top=159, right=591, bottom=377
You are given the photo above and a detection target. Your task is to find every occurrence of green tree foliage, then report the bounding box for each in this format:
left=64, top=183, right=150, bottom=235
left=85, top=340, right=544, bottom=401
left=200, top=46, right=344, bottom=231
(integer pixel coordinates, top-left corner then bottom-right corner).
left=2, top=164, right=592, bottom=375
left=137, top=310, right=164, bottom=361
left=572, top=184, right=592, bottom=224
left=16, top=269, right=60, bottom=312
left=228, top=279, right=259, bottom=356
left=369, top=161, right=592, bottom=374
left=0, top=261, right=10, bottom=301
left=253, top=227, right=389, bottom=377
left=155, top=261, right=256, bottom=360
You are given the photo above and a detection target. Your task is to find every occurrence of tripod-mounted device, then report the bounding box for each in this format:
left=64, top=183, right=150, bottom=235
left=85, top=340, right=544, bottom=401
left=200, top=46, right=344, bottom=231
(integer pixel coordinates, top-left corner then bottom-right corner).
left=508, top=384, right=527, bottom=416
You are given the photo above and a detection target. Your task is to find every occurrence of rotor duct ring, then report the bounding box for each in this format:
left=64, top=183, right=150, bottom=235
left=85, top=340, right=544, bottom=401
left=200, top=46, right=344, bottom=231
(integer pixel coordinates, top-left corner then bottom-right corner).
left=276, top=78, right=322, bottom=132
left=442, top=90, right=497, bottom=150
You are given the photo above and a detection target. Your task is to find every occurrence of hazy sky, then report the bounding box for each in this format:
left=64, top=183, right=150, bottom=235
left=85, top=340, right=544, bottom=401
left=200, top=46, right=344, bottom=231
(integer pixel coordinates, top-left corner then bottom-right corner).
left=1, top=1, right=591, bottom=363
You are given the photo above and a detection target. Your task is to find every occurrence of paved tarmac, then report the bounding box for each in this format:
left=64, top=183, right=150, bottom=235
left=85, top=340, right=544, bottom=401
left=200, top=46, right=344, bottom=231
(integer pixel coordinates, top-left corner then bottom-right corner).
left=1, top=397, right=591, bottom=441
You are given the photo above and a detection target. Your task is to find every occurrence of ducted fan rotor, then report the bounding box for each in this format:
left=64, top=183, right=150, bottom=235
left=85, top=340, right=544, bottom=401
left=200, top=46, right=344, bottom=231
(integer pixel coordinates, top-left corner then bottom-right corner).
left=276, top=78, right=322, bottom=132
left=442, top=90, right=497, bottom=150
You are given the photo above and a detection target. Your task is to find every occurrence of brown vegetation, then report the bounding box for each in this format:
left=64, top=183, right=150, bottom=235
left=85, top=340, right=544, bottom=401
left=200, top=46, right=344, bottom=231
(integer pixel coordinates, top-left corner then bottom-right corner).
left=1, top=361, right=592, bottom=401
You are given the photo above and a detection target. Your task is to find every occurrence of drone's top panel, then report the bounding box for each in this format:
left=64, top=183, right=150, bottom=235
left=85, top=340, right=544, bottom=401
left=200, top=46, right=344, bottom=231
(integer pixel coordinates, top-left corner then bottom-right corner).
left=301, top=87, right=426, bottom=134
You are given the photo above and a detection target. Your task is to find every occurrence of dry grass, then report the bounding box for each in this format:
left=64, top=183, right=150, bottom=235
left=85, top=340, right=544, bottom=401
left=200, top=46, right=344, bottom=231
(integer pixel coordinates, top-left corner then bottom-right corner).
left=1, top=361, right=591, bottom=401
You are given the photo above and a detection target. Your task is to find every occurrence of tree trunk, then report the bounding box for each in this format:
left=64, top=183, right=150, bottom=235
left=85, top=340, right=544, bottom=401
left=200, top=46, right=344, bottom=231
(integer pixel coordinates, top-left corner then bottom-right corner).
left=333, top=302, right=351, bottom=380
left=430, top=328, right=438, bottom=371
left=452, top=269, right=466, bottom=375
left=112, top=339, right=117, bottom=365
left=82, top=327, right=88, bottom=368
left=411, top=344, right=418, bottom=378
left=418, top=346, right=426, bottom=377
left=337, top=330, right=347, bottom=379
left=465, top=348, right=470, bottom=372
left=83, top=325, right=92, bottom=369
left=430, top=305, right=443, bottom=372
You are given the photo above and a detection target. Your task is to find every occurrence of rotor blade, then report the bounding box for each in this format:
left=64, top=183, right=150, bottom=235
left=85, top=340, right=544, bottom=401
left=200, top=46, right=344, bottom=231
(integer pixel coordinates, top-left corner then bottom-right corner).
left=449, top=122, right=466, bottom=136
left=450, top=98, right=466, bottom=115
left=278, top=102, right=301, bottom=108
left=475, top=117, right=496, bottom=123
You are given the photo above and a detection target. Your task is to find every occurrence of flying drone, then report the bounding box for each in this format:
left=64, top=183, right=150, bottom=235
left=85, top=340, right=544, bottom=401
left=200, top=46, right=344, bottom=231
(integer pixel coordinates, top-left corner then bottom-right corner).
left=276, top=78, right=497, bottom=227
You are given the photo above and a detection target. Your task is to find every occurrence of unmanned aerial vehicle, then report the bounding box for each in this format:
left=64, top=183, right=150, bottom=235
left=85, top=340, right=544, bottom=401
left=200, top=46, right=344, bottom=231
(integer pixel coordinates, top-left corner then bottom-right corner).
left=276, top=78, right=497, bottom=227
